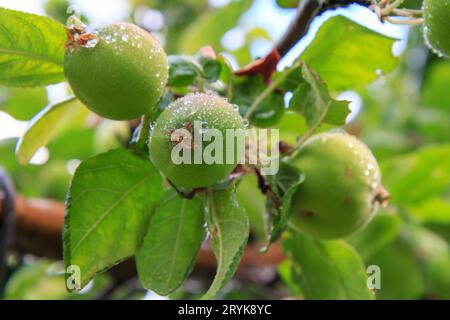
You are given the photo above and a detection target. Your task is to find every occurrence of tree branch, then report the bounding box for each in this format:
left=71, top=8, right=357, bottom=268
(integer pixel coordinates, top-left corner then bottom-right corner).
left=235, top=0, right=375, bottom=80
left=0, top=192, right=284, bottom=284
left=275, top=0, right=322, bottom=57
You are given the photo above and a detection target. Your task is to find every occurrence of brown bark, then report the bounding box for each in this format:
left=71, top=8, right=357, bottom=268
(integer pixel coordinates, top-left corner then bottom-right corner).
left=0, top=194, right=284, bottom=282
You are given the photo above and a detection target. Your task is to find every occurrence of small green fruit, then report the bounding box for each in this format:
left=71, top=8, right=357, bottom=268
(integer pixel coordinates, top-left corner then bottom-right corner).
left=290, top=132, right=383, bottom=239
left=150, top=93, right=245, bottom=189
left=423, top=0, right=450, bottom=58
left=64, top=20, right=168, bottom=120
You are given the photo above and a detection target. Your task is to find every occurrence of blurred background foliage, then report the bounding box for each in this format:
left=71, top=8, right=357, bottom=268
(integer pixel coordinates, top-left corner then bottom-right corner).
left=0, top=0, right=449, bottom=300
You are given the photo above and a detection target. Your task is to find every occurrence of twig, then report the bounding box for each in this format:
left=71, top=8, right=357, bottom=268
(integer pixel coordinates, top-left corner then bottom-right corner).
left=379, top=0, right=405, bottom=16
left=275, top=0, right=322, bottom=57
left=166, top=179, right=206, bottom=200
left=383, top=16, right=423, bottom=25
left=288, top=107, right=329, bottom=156
left=253, top=167, right=282, bottom=209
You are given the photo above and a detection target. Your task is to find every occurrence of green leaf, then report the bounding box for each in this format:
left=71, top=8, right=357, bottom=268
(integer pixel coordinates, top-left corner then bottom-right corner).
left=236, top=174, right=266, bottom=239
left=289, top=64, right=350, bottom=128
left=301, top=16, right=397, bottom=92
left=277, top=260, right=303, bottom=297
left=64, top=148, right=164, bottom=289
left=421, top=61, right=450, bottom=111
left=232, top=75, right=285, bottom=128
left=167, top=53, right=222, bottom=88
left=202, top=186, right=249, bottom=300
left=178, top=0, right=252, bottom=54
left=15, top=97, right=81, bottom=165
left=276, top=0, right=299, bottom=8
left=347, top=211, right=402, bottom=261
left=168, top=55, right=202, bottom=87
left=198, top=55, right=222, bottom=83
left=0, top=7, right=66, bottom=87
left=136, top=191, right=206, bottom=296
left=367, top=243, right=424, bottom=300
left=4, top=260, right=111, bottom=300
left=284, top=231, right=375, bottom=299
left=397, top=225, right=450, bottom=298
left=277, top=111, right=308, bottom=144
left=47, top=128, right=95, bottom=161
left=427, top=250, right=450, bottom=299
left=265, top=162, right=304, bottom=246
left=407, top=198, right=450, bottom=225
left=381, top=144, right=450, bottom=204
left=0, top=86, right=48, bottom=120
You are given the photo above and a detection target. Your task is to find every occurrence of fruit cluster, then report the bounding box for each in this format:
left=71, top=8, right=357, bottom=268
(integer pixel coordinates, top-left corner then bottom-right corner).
left=63, top=18, right=390, bottom=240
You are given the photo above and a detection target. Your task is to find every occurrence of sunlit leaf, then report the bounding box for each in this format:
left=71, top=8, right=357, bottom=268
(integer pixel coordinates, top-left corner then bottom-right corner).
left=381, top=144, right=450, bottom=204
left=64, top=148, right=164, bottom=289
left=301, top=15, right=397, bottom=92
left=0, top=7, right=66, bottom=87
left=289, top=64, right=350, bottom=128
left=15, top=97, right=83, bottom=165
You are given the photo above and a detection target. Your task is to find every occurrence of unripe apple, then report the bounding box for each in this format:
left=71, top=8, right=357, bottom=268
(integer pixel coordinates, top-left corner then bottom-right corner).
left=150, top=93, right=245, bottom=189
left=64, top=19, right=168, bottom=120
left=423, top=0, right=450, bottom=58
left=290, top=132, right=383, bottom=239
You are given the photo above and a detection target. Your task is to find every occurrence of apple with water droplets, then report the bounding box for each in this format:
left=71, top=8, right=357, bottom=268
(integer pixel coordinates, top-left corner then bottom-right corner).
left=423, top=0, right=450, bottom=58
left=150, top=93, right=245, bottom=189
left=64, top=18, right=168, bottom=120
left=289, top=132, right=385, bottom=239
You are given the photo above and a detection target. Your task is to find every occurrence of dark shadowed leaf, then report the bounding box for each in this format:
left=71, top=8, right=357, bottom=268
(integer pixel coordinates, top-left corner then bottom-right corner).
left=233, top=75, right=285, bottom=128
left=168, top=55, right=202, bottom=87
left=265, top=162, right=304, bottom=247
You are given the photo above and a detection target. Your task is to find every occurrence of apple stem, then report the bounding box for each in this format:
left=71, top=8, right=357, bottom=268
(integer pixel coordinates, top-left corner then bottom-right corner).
left=380, top=0, right=406, bottom=16
left=383, top=16, right=424, bottom=25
